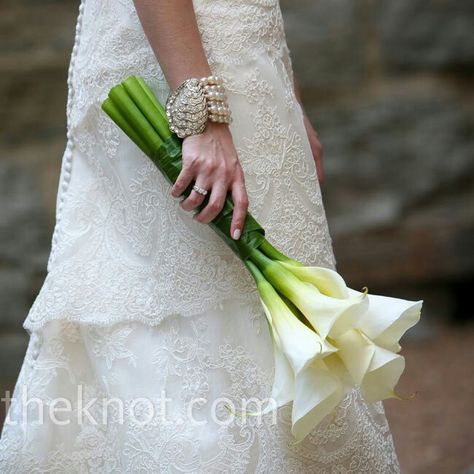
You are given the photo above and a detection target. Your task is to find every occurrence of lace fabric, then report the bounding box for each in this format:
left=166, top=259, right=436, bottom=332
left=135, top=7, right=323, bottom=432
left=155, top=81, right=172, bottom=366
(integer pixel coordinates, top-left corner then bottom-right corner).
left=1, top=304, right=400, bottom=473
left=1, top=0, right=402, bottom=471
left=24, top=0, right=335, bottom=332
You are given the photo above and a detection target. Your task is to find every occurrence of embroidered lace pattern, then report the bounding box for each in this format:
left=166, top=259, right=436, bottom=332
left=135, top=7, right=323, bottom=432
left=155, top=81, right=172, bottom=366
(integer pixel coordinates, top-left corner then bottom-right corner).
left=1, top=314, right=401, bottom=473
left=23, top=0, right=336, bottom=332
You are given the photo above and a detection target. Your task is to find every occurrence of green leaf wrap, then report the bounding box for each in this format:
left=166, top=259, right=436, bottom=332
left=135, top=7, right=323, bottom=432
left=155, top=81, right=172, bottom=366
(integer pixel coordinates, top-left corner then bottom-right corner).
left=151, top=135, right=183, bottom=184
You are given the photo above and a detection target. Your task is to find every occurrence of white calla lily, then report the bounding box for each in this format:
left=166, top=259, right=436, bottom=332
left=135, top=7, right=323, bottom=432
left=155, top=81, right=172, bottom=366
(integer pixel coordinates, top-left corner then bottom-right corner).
left=334, top=329, right=374, bottom=385
left=354, top=293, right=423, bottom=352
left=335, top=328, right=407, bottom=403
left=249, top=250, right=368, bottom=340
left=301, top=285, right=369, bottom=339
left=360, top=344, right=406, bottom=403
left=291, top=359, right=344, bottom=444
left=267, top=321, right=295, bottom=407
left=258, top=281, right=336, bottom=376
left=257, top=282, right=353, bottom=444
left=246, top=261, right=343, bottom=429
left=242, top=245, right=422, bottom=443
left=257, top=317, right=347, bottom=444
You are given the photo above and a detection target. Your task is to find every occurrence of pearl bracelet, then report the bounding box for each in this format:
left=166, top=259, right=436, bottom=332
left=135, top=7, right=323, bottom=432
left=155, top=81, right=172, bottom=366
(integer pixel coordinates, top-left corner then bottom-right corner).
left=199, top=75, right=232, bottom=124
left=165, top=74, right=232, bottom=139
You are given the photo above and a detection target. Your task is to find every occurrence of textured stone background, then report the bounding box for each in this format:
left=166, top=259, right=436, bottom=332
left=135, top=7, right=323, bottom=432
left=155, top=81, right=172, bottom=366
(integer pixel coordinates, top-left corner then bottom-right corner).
left=1, top=1, right=473, bottom=472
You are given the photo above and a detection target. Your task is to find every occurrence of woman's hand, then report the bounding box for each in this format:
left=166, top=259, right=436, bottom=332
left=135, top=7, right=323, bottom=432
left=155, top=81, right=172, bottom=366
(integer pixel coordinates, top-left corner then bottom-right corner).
left=303, top=113, right=325, bottom=184
left=133, top=0, right=249, bottom=240
left=170, top=122, right=249, bottom=240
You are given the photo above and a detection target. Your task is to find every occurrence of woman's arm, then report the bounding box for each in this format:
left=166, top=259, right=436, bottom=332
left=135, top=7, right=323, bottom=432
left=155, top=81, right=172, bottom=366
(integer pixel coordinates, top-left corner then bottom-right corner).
left=133, top=0, right=249, bottom=240
left=133, top=0, right=211, bottom=88
left=293, top=76, right=325, bottom=183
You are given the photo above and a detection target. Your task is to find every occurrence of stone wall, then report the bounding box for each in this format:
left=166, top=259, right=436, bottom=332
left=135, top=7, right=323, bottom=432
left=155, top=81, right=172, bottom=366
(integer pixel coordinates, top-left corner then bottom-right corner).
left=281, top=0, right=474, bottom=319
left=0, top=0, right=79, bottom=383
left=1, top=0, right=473, bottom=383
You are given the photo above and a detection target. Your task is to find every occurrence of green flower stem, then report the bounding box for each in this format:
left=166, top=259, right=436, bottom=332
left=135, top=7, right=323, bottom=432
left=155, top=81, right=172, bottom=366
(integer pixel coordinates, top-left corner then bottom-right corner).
left=246, top=247, right=314, bottom=329
left=245, top=259, right=283, bottom=315
left=136, top=76, right=171, bottom=138
left=259, top=239, right=298, bottom=264
left=108, top=84, right=163, bottom=152
left=244, top=259, right=266, bottom=285
left=123, top=76, right=171, bottom=142
left=247, top=246, right=273, bottom=272
left=248, top=246, right=305, bottom=302
left=101, top=98, right=152, bottom=156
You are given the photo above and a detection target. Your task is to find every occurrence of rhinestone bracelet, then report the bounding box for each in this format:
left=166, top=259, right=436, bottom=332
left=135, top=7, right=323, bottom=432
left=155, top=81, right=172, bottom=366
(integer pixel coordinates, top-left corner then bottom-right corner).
left=166, top=74, right=232, bottom=139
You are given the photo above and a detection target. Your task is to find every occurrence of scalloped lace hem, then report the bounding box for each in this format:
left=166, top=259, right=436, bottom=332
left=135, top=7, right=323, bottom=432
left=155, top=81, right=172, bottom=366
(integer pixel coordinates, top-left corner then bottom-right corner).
left=23, top=292, right=264, bottom=334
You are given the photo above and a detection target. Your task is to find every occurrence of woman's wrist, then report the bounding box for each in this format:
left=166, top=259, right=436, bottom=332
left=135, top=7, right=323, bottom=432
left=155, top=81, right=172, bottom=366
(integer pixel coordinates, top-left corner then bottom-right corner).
left=204, top=120, right=230, bottom=133
left=183, top=121, right=231, bottom=146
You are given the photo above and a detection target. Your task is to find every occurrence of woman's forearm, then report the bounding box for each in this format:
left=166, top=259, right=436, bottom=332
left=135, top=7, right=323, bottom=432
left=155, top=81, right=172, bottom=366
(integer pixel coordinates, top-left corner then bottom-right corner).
left=133, top=0, right=212, bottom=89
left=293, top=76, right=304, bottom=108
left=293, top=76, right=325, bottom=182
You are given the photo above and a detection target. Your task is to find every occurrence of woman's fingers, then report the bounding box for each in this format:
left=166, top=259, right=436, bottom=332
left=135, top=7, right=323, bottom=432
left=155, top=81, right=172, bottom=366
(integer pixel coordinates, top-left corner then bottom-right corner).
left=180, top=180, right=209, bottom=211
left=179, top=163, right=249, bottom=241
left=229, top=171, right=249, bottom=240
left=193, top=178, right=227, bottom=224
left=174, top=125, right=249, bottom=240
left=170, top=160, right=195, bottom=198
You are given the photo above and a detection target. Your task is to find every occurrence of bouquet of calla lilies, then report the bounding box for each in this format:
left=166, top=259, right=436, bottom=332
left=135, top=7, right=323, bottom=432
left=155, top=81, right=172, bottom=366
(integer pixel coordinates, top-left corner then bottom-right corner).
left=102, top=76, right=423, bottom=444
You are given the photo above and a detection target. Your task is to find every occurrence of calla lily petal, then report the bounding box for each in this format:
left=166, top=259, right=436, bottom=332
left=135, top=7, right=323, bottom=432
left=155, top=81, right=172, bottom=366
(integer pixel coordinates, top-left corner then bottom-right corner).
left=269, top=323, right=295, bottom=407
left=252, top=301, right=294, bottom=419
left=259, top=294, right=326, bottom=375
left=334, top=327, right=407, bottom=403
left=335, top=329, right=375, bottom=385
left=324, top=353, right=354, bottom=397
left=279, top=262, right=349, bottom=299
left=354, top=293, right=423, bottom=352
left=291, top=359, right=344, bottom=444
left=360, top=346, right=406, bottom=403
left=294, top=286, right=369, bottom=340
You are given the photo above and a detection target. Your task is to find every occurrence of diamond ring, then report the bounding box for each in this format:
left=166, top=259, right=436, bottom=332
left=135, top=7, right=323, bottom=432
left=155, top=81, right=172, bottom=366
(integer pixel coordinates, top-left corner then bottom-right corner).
left=192, top=184, right=208, bottom=196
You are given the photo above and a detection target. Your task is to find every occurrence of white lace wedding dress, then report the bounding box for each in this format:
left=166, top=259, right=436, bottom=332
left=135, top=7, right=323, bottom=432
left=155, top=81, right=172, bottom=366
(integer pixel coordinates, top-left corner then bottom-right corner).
left=0, top=0, right=402, bottom=472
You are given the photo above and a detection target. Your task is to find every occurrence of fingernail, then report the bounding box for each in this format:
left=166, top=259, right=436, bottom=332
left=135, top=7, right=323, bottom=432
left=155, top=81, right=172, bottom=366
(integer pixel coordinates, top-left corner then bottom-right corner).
left=233, top=228, right=241, bottom=240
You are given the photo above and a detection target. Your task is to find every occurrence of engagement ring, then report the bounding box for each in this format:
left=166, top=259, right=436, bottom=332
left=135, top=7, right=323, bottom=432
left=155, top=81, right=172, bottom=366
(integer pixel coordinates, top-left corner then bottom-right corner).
left=193, top=184, right=208, bottom=196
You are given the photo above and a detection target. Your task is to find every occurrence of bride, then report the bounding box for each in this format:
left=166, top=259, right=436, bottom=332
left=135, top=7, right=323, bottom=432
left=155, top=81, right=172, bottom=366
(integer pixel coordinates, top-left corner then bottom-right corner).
left=0, top=0, right=402, bottom=471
